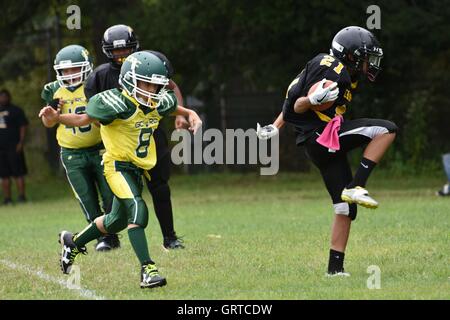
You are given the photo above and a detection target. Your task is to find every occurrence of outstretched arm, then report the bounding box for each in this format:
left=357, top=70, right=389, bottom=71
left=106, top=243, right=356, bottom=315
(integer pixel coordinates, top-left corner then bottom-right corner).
left=167, top=79, right=190, bottom=130
left=39, top=106, right=95, bottom=127
left=172, top=105, right=202, bottom=134
left=40, top=107, right=59, bottom=128
left=273, top=112, right=285, bottom=129
left=256, top=112, right=285, bottom=140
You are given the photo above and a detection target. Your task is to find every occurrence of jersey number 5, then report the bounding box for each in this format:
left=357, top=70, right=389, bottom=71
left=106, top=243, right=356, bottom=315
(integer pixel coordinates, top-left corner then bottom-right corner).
left=136, top=128, right=153, bottom=158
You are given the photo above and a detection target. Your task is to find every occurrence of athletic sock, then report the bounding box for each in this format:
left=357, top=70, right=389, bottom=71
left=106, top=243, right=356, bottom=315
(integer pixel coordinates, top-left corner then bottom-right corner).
left=328, top=249, right=345, bottom=274
left=347, top=157, right=377, bottom=188
left=128, top=227, right=152, bottom=265
left=73, top=222, right=103, bottom=248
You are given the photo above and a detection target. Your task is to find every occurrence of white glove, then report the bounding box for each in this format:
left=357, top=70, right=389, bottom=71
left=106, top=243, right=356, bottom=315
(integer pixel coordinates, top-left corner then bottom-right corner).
left=256, top=123, right=278, bottom=140
left=308, top=79, right=339, bottom=105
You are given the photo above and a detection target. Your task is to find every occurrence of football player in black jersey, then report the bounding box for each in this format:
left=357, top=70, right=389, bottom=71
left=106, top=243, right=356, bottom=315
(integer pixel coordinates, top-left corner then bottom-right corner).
left=85, top=24, right=188, bottom=251
left=257, top=26, right=397, bottom=276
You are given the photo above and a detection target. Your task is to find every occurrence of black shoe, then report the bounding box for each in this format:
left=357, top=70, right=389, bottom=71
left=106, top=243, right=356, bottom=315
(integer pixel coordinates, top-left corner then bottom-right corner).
left=163, top=234, right=185, bottom=250
left=3, top=198, right=12, bottom=205
left=95, top=234, right=121, bottom=252
left=59, top=231, right=87, bottom=274
left=17, top=195, right=27, bottom=203
left=95, top=236, right=111, bottom=252
left=140, top=262, right=167, bottom=289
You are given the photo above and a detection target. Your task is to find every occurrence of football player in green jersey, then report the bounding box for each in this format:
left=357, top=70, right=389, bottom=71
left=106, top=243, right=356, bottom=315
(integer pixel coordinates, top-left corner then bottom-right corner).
left=40, top=51, right=202, bottom=288
left=41, top=45, right=116, bottom=252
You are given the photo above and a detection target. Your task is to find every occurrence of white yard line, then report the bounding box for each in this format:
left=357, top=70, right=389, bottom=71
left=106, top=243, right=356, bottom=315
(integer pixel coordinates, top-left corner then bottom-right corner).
left=0, top=259, right=106, bottom=300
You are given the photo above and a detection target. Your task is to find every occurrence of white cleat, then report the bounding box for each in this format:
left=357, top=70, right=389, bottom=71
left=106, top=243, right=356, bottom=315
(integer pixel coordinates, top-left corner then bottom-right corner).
left=326, top=272, right=351, bottom=277
left=341, top=186, right=379, bottom=209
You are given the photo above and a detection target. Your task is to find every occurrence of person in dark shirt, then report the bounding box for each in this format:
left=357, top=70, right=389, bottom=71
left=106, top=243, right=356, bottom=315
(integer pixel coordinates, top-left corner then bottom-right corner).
left=0, top=89, right=28, bottom=204
left=257, top=26, right=397, bottom=276
left=84, top=24, right=188, bottom=250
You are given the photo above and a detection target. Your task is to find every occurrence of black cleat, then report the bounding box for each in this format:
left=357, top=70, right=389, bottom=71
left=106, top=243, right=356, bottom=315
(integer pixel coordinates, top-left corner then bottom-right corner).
left=59, top=231, right=86, bottom=274
left=163, top=234, right=185, bottom=250
left=140, top=262, right=167, bottom=289
left=95, top=234, right=121, bottom=252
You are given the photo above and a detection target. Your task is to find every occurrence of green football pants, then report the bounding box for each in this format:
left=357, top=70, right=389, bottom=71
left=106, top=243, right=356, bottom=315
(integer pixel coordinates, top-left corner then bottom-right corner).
left=60, top=146, right=113, bottom=222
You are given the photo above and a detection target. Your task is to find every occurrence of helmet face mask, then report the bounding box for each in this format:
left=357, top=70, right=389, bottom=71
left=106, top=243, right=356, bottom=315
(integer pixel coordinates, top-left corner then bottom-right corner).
left=123, top=73, right=169, bottom=107
left=365, top=49, right=383, bottom=82
left=119, top=51, right=169, bottom=108
left=54, top=45, right=92, bottom=88
left=109, top=48, right=133, bottom=64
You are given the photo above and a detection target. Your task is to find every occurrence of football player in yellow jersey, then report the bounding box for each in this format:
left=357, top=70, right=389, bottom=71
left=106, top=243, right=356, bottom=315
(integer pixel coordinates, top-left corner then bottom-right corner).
left=40, top=45, right=117, bottom=252
left=39, top=51, right=202, bottom=288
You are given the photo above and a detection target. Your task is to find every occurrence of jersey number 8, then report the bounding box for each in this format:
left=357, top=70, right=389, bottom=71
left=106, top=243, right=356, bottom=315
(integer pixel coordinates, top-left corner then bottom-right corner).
left=136, top=128, right=153, bottom=158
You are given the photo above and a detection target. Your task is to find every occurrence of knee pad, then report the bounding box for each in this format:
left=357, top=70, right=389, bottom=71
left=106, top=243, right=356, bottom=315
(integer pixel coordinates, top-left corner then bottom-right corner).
left=333, top=202, right=357, bottom=220
left=103, top=213, right=128, bottom=234
left=126, top=196, right=149, bottom=228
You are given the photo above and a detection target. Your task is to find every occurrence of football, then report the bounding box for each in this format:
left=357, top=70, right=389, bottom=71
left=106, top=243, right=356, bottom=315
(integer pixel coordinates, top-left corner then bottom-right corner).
left=308, top=79, right=336, bottom=111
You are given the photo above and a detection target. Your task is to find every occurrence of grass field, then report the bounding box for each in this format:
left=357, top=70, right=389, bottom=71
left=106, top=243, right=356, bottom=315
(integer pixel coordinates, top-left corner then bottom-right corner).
left=0, top=171, right=448, bottom=300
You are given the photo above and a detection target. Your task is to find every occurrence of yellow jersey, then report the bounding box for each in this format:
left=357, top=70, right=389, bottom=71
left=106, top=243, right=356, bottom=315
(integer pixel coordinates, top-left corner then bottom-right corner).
left=86, top=88, right=177, bottom=170
left=41, top=81, right=101, bottom=149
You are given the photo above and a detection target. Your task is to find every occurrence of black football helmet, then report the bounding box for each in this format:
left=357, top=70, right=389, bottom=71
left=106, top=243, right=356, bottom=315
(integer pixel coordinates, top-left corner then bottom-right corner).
left=331, top=26, right=383, bottom=81
left=102, top=24, right=140, bottom=65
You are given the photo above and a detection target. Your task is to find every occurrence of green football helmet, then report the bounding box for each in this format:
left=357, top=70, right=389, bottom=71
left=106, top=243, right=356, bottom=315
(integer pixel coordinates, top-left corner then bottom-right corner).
left=54, top=45, right=93, bottom=88
left=119, top=51, right=169, bottom=108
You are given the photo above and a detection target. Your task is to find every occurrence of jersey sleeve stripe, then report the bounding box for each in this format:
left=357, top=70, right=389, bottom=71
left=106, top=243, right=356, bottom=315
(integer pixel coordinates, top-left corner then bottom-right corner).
left=99, top=92, right=124, bottom=113
left=99, top=93, right=120, bottom=113
left=104, top=90, right=128, bottom=111
left=166, top=92, right=174, bottom=105
left=103, top=91, right=127, bottom=112
left=162, top=95, right=169, bottom=106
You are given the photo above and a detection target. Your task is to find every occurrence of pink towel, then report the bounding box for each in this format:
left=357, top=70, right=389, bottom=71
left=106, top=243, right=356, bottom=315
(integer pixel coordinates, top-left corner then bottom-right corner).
left=316, top=115, right=343, bottom=152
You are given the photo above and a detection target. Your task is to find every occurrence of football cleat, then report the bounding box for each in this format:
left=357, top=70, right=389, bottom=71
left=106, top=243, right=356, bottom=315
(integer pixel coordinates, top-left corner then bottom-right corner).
left=341, top=186, right=378, bottom=209
left=163, top=235, right=185, bottom=250
left=59, top=231, right=86, bottom=274
left=140, top=263, right=167, bottom=289
left=95, top=234, right=121, bottom=252
left=326, top=271, right=351, bottom=277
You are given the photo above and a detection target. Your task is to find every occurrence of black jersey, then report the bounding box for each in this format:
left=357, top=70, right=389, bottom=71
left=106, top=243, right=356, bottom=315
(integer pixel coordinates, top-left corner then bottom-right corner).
left=282, top=53, right=356, bottom=145
left=84, top=50, right=174, bottom=100
left=84, top=63, right=120, bottom=100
